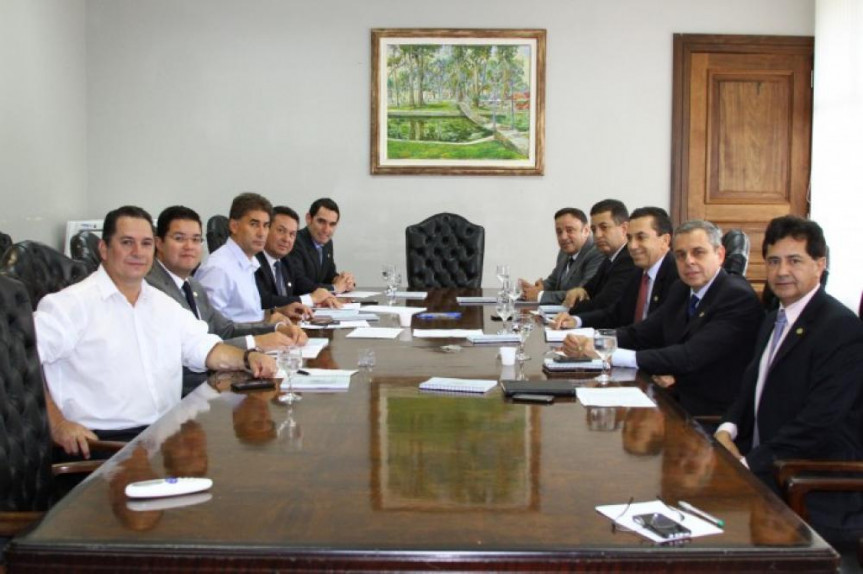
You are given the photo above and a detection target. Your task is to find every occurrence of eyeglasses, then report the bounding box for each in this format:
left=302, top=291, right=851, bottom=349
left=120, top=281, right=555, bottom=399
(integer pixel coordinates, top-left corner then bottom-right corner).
left=169, top=234, right=205, bottom=245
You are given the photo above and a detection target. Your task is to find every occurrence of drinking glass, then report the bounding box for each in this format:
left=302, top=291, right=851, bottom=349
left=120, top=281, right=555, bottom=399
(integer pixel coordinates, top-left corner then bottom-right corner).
left=495, top=290, right=514, bottom=333
left=278, top=345, right=303, bottom=404
left=495, top=264, right=510, bottom=287
left=593, top=329, right=618, bottom=384
left=515, top=314, right=535, bottom=361
left=507, top=280, right=523, bottom=303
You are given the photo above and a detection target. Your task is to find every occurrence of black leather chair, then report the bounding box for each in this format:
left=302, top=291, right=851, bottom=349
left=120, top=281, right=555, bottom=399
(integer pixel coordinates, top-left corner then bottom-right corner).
left=0, top=241, right=91, bottom=310
left=721, top=229, right=750, bottom=276
left=405, top=213, right=484, bottom=289
left=206, top=215, right=229, bottom=253
left=0, top=232, right=11, bottom=259
left=69, top=230, right=102, bottom=273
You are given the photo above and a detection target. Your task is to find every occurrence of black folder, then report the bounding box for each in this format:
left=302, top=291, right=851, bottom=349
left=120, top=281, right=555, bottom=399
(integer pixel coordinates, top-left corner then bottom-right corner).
left=500, top=379, right=585, bottom=397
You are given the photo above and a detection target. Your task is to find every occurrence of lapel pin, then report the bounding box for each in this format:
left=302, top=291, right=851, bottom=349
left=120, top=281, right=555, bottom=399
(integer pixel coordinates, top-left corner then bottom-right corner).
left=698, top=311, right=705, bottom=318
left=796, top=327, right=804, bottom=335
left=653, top=295, right=659, bottom=302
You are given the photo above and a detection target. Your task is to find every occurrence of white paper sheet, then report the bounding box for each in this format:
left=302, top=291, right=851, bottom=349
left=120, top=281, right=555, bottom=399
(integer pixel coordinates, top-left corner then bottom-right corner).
left=418, top=377, right=497, bottom=394
left=346, top=327, right=403, bottom=339
left=576, top=387, right=656, bottom=408
left=412, top=329, right=485, bottom=339
left=544, top=327, right=595, bottom=342
left=456, top=296, right=496, bottom=304
left=395, top=291, right=427, bottom=300
left=281, top=377, right=350, bottom=391
left=596, top=500, right=723, bottom=543
left=300, top=338, right=329, bottom=359
left=361, top=305, right=426, bottom=315
left=299, top=320, right=370, bottom=330
left=335, top=291, right=380, bottom=299
left=466, top=333, right=521, bottom=344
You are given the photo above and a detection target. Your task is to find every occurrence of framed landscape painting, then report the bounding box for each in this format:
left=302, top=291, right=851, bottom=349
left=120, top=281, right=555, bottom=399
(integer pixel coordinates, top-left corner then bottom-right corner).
left=371, top=28, right=546, bottom=176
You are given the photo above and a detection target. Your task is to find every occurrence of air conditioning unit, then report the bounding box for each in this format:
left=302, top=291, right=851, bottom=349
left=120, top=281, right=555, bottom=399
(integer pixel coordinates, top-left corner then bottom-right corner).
left=63, top=220, right=103, bottom=257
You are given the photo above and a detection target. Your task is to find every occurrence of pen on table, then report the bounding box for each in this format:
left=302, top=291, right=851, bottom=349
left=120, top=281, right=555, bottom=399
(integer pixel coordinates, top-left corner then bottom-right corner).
left=297, top=370, right=310, bottom=376
left=679, top=501, right=725, bottom=528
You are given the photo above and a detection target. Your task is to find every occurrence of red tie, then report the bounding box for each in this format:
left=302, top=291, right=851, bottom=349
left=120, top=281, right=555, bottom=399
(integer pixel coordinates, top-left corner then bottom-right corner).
left=633, top=273, right=650, bottom=323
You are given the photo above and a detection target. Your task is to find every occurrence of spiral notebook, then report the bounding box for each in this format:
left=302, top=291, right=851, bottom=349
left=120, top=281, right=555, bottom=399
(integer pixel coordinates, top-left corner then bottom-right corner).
left=418, top=377, right=497, bottom=394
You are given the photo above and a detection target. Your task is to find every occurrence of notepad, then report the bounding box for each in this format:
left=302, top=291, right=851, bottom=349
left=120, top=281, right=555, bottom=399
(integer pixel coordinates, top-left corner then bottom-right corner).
left=466, top=333, right=520, bottom=344
left=413, top=329, right=484, bottom=339
left=544, top=327, right=594, bottom=343
left=418, top=377, right=497, bottom=394
left=456, top=296, right=496, bottom=304
left=395, top=291, right=427, bottom=300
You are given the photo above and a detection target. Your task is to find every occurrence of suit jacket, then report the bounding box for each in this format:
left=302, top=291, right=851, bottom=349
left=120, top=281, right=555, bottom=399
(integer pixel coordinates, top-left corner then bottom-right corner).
left=617, top=269, right=763, bottom=417
left=578, top=251, right=679, bottom=329
left=146, top=261, right=274, bottom=349
left=570, top=247, right=641, bottom=314
left=287, top=227, right=338, bottom=289
left=254, top=252, right=319, bottom=310
left=540, top=238, right=604, bottom=304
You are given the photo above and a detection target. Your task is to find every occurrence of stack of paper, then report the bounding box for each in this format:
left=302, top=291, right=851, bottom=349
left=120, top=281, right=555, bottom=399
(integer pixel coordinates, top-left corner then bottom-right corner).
left=300, top=338, right=329, bottom=359
left=346, top=327, right=403, bottom=339
left=542, top=357, right=604, bottom=371
left=299, top=320, right=370, bottom=330
left=413, top=329, right=484, bottom=339
left=576, top=387, right=656, bottom=408
left=418, top=377, right=497, bottom=394
left=466, top=333, right=520, bottom=344
left=281, top=368, right=355, bottom=392
left=544, top=326, right=595, bottom=343
left=313, top=309, right=379, bottom=321
left=335, top=291, right=380, bottom=299
left=455, top=296, right=497, bottom=305
left=395, top=291, right=427, bottom=300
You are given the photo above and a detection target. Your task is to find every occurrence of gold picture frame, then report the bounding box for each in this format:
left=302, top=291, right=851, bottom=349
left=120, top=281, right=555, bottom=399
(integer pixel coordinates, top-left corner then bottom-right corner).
left=371, top=28, right=546, bottom=176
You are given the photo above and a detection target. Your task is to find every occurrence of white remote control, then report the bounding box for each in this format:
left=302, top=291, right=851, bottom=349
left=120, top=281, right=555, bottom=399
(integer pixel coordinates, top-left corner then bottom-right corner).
left=125, top=477, right=213, bottom=499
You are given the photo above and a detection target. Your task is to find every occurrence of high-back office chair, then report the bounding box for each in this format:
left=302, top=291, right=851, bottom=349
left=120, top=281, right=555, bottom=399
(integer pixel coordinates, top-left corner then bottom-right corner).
left=405, top=213, right=485, bottom=289
left=69, top=230, right=102, bottom=274
left=0, top=232, right=11, bottom=259
left=721, top=229, right=750, bottom=276
left=0, top=241, right=91, bottom=310
left=206, top=215, right=230, bottom=253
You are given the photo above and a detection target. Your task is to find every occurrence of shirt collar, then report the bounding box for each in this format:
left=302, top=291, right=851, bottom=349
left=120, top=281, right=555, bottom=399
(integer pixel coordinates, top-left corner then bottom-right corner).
left=608, top=243, right=626, bottom=263
left=645, top=254, right=666, bottom=281
left=226, top=237, right=261, bottom=272
left=691, top=268, right=721, bottom=300
left=261, top=250, right=280, bottom=268
left=778, top=284, right=820, bottom=328
left=94, top=265, right=153, bottom=303
left=156, top=259, right=186, bottom=290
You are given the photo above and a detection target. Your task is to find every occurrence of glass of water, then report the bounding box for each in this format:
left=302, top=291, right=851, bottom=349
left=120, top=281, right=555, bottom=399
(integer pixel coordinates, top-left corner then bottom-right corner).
left=495, top=290, right=514, bottom=333
left=496, top=264, right=510, bottom=287
left=515, top=314, right=535, bottom=361
left=278, top=345, right=303, bottom=404
left=593, top=329, right=618, bottom=384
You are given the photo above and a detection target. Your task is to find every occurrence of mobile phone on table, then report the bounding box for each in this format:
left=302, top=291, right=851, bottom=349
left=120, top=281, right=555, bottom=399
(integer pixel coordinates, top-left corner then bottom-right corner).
left=632, top=513, right=691, bottom=539
left=230, top=380, right=275, bottom=392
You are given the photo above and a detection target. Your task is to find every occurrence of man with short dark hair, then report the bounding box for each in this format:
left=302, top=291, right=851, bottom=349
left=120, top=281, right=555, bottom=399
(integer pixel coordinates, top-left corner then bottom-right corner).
left=561, top=199, right=640, bottom=313
left=255, top=206, right=340, bottom=311
left=147, top=205, right=306, bottom=351
left=519, top=207, right=604, bottom=304
left=288, top=197, right=355, bottom=293
left=716, top=215, right=863, bottom=548
left=35, top=206, right=276, bottom=459
left=563, top=219, right=763, bottom=417
left=553, top=206, right=678, bottom=329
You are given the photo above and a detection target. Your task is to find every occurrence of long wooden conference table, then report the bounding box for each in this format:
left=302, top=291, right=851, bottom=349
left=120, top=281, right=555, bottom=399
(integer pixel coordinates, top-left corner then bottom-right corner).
left=8, top=289, right=839, bottom=572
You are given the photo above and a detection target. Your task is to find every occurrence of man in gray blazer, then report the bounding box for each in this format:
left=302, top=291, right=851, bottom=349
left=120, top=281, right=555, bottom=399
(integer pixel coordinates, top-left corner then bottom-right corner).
left=520, top=207, right=604, bottom=304
left=147, top=206, right=306, bottom=351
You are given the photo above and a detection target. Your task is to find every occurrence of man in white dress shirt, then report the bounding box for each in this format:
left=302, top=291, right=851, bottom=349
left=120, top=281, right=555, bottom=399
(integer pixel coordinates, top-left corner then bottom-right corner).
left=35, top=206, right=276, bottom=459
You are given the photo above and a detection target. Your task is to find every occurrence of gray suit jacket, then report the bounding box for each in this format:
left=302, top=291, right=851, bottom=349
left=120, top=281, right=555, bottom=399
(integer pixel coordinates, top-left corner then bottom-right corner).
left=540, top=238, right=604, bottom=304
left=146, top=261, right=275, bottom=349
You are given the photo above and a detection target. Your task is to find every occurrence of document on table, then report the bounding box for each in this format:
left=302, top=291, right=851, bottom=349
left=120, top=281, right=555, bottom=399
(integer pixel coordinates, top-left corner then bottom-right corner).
left=300, top=338, right=328, bottom=359
left=299, top=320, right=370, bottom=330
left=455, top=296, right=496, bottom=304
left=576, top=386, right=656, bottom=408
left=313, top=309, right=379, bottom=321
left=361, top=305, right=426, bottom=316
left=539, top=304, right=568, bottom=314
left=596, top=500, right=723, bottom=543
left=542, top=357, right=604, bottom=371
left=335, top=291, right=380, bottom=299
left=418, top=377, right=497, bottom=394
left=413, top=329, right=485, bottom=339
left=395, top=291, right=427, bottom=300
left=544, top=327, right=594, bottom=343
left=466, top=333, right=521, bottom=344
left=346, top=327, right=403, bottom=339
left=281, top=371, right=353, bottom=392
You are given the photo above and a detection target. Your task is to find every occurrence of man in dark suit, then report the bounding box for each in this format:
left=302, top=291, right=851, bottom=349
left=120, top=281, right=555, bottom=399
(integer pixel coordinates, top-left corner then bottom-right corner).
left=519, top=207, right=604, bottom=304
left=553, top=206, right=679, bottom=329
left=716, top=216, right=863, bottom=548
left=561, top=199, right=641, bottom=313
left=147, top=206, right=306, bottom=351
left=564, top=219, right=763, bottom=417
left=255, top=206, right=340, bottom=312
left=288, top=198, right=355, bottom=293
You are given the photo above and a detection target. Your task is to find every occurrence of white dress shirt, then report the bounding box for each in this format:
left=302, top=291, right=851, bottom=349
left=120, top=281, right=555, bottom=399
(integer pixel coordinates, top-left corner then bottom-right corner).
left=195, top=237, right=264, bottom=322
left=35, top=266, right=221, bottom=431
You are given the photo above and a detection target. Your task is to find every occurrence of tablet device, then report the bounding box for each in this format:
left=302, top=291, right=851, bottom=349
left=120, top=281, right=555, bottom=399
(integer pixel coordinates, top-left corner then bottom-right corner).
left=499, top=379, right=581, bottom=396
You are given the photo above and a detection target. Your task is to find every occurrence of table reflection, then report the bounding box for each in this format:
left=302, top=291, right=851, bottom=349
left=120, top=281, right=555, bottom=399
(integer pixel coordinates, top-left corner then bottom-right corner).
left=621, top=408, right=666, bottom=456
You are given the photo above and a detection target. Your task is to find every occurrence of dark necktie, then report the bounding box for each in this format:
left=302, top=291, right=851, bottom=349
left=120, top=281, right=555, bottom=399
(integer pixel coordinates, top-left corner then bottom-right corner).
left=767, top=309, right=787, bottom=363
left=273, top=260, right=288, bottom=297
left=181, top=280, right=199, bottom=318
left=633, top=273, right=650, bottom=323
left=315, top=244, right=324, bottom=266
left=687, top=294, right=699, bottom=318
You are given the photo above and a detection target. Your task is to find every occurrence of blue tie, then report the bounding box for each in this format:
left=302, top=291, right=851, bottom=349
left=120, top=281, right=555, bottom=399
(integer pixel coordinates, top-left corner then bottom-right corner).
left=687, top=294, right=699, bottom=318
left=315, top=244, right=323, bottom=266
left=768, top=309, right=787, bottom=362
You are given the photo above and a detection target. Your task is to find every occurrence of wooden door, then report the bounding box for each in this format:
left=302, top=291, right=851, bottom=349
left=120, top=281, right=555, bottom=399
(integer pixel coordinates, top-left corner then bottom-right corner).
left=671, top=34, right=814, bottom=293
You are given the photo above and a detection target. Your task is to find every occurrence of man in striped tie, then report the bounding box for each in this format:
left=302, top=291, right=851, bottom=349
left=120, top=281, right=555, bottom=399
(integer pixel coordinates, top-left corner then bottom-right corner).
left=716, top=215, right=863, bottom=549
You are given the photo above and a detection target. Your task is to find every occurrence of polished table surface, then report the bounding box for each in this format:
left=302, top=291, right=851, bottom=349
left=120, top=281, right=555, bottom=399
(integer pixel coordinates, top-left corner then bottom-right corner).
left=8, top=289, right=839, bottom=572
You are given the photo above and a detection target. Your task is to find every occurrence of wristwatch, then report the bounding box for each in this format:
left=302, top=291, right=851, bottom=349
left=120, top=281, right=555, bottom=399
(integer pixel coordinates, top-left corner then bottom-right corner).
left=243, top=347, right=263, bottom=370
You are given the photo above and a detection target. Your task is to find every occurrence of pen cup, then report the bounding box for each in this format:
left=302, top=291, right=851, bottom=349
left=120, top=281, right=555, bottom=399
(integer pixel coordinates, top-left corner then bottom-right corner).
left=499, top=346, right=517, bottom=366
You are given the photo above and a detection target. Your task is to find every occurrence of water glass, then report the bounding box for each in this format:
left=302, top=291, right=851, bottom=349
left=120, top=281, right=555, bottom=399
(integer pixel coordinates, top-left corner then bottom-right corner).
left=515, top=315, right=535, bottom=361
left=495, top=290, right=514, bottom=333
left=593, top=329, right=618, bottom=384
left=278, top=345, right=303, bottom=404
left=496, top=264, right=510, bottom=287
left=358, top=348, right=376, bottom=370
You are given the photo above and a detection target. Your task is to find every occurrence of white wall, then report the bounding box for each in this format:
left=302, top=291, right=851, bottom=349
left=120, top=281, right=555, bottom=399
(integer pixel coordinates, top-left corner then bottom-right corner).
left=0, top=0, right=87, bottom=246
left=811, top=0, right=863, bottom=312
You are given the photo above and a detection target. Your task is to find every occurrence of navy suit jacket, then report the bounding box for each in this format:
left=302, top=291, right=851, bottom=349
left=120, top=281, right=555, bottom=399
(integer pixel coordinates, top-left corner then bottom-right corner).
left=578, top=251, right=679, bottom=329
left=287, top=227, right=338, bottom=289
left=570, top=247, right=641, bottom=314
left=254, top=252, right=318, bottom=310
left=617, top=269, right=764, bottom=417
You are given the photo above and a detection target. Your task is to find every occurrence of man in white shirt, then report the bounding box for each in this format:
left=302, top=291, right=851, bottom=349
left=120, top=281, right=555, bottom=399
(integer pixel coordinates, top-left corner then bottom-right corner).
left=518, top=207, right=604, bottom=304
left=197, top=193, right=307, bottom=322
left=36, top=206, right=276, bottom=459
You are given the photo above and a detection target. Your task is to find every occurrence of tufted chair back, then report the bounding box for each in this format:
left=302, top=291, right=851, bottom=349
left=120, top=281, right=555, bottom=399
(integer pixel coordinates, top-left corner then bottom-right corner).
left=206, top=215, right=230, bottom=253
left=405, top=213, right=485, bottom=289
left=0, top=275, right=53, bottom=517
left=721, top=229, right=750, bottom=277
left=0, top=241, right=91, bottom=311
left=70, top=230, right=102, bottom=273
left=0, top=231, right=11, bottom=259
